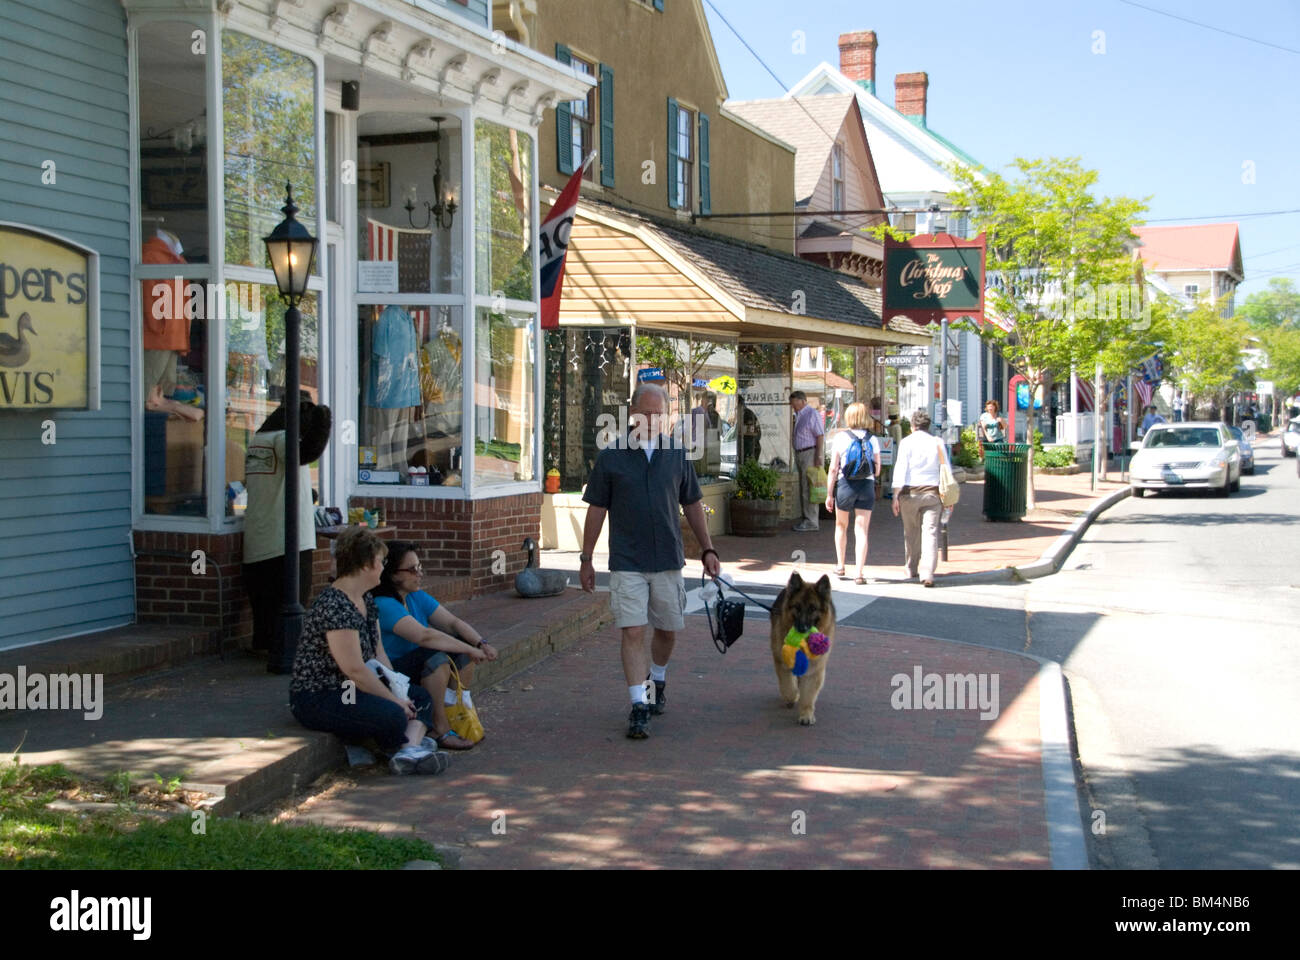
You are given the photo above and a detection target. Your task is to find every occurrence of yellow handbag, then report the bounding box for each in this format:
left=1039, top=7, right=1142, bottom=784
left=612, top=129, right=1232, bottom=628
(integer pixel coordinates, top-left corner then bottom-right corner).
left=446, top=661, right=485, bottom=744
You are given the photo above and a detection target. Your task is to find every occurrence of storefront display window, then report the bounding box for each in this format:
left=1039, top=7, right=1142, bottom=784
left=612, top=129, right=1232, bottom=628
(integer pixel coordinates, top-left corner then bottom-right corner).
left=137, top=21, right=211, bottom=517
left=356, top=303, right=464, bottom=487
left=474, top=308, right=534, bottom=487
left=226, top=288, right=319, bottom=515
left=738, top=342, right=792, bottom=470
left=222, top=31, right=318, bottom=273
left=474, top=121, right=533, bottom=301
left=356, top=114, right=463, bottom=296
left=543, top=327, right=632, bottom=491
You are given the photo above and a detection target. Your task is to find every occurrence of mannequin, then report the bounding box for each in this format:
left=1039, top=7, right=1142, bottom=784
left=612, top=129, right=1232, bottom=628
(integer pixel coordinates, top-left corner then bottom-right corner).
left=366, top=304, right=423, bottom=472
left=141, top=228, right=203, bottom=422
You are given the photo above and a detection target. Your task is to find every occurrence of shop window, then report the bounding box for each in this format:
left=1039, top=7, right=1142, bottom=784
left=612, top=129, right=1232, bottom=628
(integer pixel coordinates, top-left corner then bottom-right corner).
left=357, top=114, right=463, bottom=296
left=137, top=21, right=212, bottom=517
left=474, top=308, right=535, bottom=487
left=543, top=327, right=632, bottom=491
left=225, top=287, right=320, bottom=515
left=222, top=31, right=318, bottom=273
left=355, top=303, right=464, bottom=487
left=474, top=120, right=533, bottom=301
left=738, top=343, right=792, bottom=471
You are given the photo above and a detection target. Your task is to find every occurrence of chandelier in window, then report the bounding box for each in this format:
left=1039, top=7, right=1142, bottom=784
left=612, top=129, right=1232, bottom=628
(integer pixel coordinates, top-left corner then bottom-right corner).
left=405, top=116, right=457, bottom=230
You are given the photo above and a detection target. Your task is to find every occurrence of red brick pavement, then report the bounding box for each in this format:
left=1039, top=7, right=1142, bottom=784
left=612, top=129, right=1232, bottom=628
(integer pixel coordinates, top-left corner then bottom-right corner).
left=290, top=616, right=1052, bottom=869
left=692, top=471, right=1129, bottom=582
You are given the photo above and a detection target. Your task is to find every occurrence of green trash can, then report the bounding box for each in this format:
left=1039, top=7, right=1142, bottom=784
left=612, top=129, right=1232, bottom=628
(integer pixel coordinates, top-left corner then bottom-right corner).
left=983, top=442, right=1031, bottom=521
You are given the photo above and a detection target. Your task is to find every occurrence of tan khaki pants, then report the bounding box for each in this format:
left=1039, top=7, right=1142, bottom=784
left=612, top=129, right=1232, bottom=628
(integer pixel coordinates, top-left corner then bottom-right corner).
left=900, top=487, right=942, bottom=581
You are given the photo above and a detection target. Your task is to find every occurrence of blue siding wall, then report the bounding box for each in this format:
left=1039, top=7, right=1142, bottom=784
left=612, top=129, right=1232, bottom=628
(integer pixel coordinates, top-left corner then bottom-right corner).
left=0, top=0, right=133, bottom=648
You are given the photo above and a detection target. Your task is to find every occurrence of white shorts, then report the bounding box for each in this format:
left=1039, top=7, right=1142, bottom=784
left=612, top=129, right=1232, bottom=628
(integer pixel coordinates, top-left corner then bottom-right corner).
left=609, top=570, right=686, bottom=632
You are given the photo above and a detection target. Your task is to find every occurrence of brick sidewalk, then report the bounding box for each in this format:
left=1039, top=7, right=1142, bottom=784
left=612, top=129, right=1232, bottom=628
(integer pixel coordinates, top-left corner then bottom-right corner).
left=287, top=616, right=1054, bottom=869
left=565, top=469, right=1128, bottom=583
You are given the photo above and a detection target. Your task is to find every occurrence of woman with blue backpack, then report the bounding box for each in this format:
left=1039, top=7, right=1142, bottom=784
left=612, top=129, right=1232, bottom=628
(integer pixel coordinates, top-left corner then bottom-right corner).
left=824, top=402, right=882, bottom=585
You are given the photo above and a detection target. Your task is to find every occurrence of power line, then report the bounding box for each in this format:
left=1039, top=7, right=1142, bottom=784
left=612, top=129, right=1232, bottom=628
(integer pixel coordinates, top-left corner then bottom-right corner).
left=1118, top=0, right=1300, bottom=56
left=1143, top=209, right=1300, bottom=222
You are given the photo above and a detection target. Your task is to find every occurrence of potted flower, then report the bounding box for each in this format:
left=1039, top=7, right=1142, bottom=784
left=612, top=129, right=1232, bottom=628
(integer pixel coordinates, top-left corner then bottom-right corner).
left=544, top=467, right=561, bottom=494
left=679, top=502, right=715, bottom=555
left=730, top=459, right=782, bottom=537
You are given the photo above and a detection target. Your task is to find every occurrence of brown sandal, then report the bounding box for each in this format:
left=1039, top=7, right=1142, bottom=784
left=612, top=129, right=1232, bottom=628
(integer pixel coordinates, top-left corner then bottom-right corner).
left=435, top=731, right=475, bottom=751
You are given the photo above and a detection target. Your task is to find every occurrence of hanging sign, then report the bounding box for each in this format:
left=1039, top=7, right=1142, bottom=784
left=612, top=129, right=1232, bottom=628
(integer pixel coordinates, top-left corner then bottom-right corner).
left=637, top=367, right=665, bottom=382
left=883, top=233, right=986, bottom=326
left=0, top=222, right=100, bottom=410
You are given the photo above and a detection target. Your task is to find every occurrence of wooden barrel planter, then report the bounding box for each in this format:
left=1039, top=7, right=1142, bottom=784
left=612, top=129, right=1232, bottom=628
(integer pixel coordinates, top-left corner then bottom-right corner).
left=730, top=498, right=780, bottom=537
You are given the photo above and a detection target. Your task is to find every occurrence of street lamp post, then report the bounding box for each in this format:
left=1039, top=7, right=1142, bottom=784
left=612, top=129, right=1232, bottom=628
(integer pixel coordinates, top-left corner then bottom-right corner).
left=263, top=183, right=318, bottom=675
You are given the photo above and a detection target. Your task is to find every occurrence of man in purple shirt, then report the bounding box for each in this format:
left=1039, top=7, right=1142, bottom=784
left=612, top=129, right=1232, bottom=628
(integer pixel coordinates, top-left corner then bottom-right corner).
left=790, top=390, right=825, bottom=532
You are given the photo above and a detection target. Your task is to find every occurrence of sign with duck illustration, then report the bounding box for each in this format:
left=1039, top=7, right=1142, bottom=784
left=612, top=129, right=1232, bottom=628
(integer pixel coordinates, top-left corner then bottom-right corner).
left=0, top=223, right=99, bottom=410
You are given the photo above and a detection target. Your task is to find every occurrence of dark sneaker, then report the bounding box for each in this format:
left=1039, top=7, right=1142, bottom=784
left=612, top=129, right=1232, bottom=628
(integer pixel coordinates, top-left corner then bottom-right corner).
left=626, top=702, right=651, bottom=739
left=649, top=679, right=666, bottom=715
left=414, top=750, right=451, bottom=775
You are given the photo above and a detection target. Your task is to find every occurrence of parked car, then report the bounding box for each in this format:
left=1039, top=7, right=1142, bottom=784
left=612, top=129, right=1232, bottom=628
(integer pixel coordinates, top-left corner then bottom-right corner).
left=1282, top=420, right=1300, bottom=457
left=1228, top=425, right=1254, bottom=474
left=1129, top=422, right=1241, bottom=497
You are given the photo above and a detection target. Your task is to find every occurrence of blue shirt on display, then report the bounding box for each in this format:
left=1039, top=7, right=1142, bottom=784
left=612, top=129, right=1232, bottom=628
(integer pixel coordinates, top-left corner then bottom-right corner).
left=375, top=590, right=441, bottom=660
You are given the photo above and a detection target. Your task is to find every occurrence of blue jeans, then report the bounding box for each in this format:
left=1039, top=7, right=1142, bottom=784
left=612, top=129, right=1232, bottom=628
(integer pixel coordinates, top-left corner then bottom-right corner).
left=290, top=685, right=434, bottom=752
left=391, top=646, right=472, bottom=681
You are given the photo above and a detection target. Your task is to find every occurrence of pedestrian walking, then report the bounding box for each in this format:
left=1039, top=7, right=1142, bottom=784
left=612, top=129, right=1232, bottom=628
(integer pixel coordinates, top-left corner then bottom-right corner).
left=978, top=400, right=1007, bottom=444
left=825, top=402, right=881, bottom=585
left=890, top=408, right=952, bottom=587
left=790, top=390, right=824, bottom=532
left=579, top=384, right=722, bottom=739
left=243, top=392, right=332, bottom=673
left=1138, top=404, right=1166, bottom=438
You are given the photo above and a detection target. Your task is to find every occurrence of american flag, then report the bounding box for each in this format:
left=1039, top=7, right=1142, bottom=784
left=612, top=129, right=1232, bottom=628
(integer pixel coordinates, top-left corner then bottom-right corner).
left=1074, top=376, right=1094, bottom=412
left=1134, top=379, right=1153, bottom=407
left=367, top=219, right=429, bottom=330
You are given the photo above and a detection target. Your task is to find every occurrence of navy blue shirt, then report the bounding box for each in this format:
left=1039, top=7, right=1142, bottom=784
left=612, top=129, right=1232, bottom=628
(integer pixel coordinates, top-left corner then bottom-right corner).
left=582, top=434, right=703, bottom=573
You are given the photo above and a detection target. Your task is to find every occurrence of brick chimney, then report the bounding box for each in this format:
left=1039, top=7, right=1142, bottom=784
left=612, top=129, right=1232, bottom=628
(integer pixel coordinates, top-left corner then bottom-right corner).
left=838, top=31, right=878, bottom=95
left=894, top=72, right=928, bottom=126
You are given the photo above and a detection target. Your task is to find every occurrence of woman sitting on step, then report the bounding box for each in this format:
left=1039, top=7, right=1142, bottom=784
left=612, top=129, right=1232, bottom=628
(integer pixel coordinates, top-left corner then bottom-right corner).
left=289, top=527, right=450, bottom=776
left=373, top=542, right=498, bottom=751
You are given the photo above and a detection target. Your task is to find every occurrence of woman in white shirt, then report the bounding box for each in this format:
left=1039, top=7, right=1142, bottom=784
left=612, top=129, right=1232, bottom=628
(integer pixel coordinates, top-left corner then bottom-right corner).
left=824, top=402, right=881, bottom=585
left=890, top=409, right=953, bottom=586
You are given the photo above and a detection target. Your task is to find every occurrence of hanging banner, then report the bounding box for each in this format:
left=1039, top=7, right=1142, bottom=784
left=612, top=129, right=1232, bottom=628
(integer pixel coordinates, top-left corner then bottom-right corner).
left=0, top=222, right=100, bottom=410
left=883, top=232, right=986, bottom=326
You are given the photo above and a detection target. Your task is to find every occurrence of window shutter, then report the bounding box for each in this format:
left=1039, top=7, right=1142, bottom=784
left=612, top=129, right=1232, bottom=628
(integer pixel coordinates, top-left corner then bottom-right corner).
left=599, top=63, right=615, bottom=187
left=698, top=112, right=710, bottom=216
left=666, top=97, right=679, bottom=208
left=556, top=43, right=574, bottom=175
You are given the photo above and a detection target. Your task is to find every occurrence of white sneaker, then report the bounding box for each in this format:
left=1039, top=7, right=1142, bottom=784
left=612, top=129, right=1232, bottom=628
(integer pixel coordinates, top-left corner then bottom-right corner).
left=389, top=744, right=432, bottom=775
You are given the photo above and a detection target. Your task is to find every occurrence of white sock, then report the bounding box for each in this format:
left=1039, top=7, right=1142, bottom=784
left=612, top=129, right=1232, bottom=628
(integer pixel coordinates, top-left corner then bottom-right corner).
left=629, top=683, right=648, bottom=705
left=461, top=689, right=473, bottom=710
left=650, top=663, right=667, bottom=683
left=444, top=689, right=458, bottom=706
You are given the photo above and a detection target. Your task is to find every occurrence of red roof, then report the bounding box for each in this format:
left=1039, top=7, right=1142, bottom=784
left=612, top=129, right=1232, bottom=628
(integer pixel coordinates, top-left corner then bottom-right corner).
left=1135, top=224, right=1242, bottom=276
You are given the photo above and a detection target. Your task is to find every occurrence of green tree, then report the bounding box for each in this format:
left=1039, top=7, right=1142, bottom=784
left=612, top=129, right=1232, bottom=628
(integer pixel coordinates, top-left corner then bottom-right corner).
left=1164, top=295, right=1249, bottom=416
left=1238, top=278, right=1300, bottom=330
left=1255, top=325, right=1300, bottom=400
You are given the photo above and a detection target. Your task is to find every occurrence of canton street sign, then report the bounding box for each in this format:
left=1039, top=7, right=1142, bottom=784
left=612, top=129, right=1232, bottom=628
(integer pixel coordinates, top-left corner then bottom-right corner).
left=877, top=354, right=929, bottom=366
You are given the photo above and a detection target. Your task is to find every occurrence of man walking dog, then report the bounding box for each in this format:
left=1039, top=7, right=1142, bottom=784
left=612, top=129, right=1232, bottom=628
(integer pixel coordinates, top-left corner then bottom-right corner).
left=580, top=384, right=722, bottom=738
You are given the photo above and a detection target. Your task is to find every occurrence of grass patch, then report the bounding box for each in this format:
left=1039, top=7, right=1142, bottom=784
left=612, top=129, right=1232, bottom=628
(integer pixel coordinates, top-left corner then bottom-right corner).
left=0, top=758, right=437, bottom=870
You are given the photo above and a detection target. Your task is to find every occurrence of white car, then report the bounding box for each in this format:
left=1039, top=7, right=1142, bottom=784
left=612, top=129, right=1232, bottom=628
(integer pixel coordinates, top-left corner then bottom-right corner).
left=1130, top=422, right=1241, bottom=497
left=1282, top=420, right=1300, bottom=457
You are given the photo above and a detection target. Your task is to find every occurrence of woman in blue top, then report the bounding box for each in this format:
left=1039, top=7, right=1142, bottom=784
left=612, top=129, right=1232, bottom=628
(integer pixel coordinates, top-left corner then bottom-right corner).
left=374, top=541, right=497, bottom=750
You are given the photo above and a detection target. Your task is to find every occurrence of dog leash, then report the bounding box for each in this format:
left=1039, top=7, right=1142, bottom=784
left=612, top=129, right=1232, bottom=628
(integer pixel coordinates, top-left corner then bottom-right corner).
left=703, top=574, right=774, bottom=612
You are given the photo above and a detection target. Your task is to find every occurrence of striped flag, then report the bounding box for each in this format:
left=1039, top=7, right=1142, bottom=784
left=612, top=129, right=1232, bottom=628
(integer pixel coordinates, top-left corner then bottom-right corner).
left=1074, top=377, right=1094, bottom=412
left=367, top=218, right=429, bottom=330
left=1134, top=378, right=1153, bottom=407
left=540, top=152, right=595, bottom=330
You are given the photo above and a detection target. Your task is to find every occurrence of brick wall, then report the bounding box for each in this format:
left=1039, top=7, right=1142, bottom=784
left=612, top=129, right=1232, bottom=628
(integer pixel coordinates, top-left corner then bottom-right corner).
left=350, top=492, right=542, bottom=595
left=133, top=530, right=250, bottom=644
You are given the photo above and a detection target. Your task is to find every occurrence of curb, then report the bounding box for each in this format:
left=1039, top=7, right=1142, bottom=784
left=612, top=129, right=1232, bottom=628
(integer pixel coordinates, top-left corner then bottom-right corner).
left=938, top=484, right=1131, bottom=587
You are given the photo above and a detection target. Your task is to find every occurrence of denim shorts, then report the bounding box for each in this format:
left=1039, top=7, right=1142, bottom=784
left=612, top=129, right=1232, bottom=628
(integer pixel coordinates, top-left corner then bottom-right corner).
left=835, top=476, right=876, bottom=512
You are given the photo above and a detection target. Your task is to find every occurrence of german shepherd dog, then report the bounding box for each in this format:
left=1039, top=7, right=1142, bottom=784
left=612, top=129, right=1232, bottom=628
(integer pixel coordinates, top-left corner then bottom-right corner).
left=769, top=572, right=835, bottom=725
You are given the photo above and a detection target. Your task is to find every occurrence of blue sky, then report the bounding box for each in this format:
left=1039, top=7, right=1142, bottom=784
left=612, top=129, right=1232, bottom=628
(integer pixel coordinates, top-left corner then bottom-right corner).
left=701, top=0, right=1300, bottom=300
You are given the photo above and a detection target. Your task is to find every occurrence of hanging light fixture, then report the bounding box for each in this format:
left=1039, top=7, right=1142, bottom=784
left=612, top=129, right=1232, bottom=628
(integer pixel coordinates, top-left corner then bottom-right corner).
left=405, top=116, right=457, bottom=230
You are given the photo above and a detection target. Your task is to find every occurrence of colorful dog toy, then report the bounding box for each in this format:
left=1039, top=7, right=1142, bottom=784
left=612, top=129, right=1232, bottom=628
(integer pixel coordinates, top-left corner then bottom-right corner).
left=781, top=627, right=830, bottom=677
